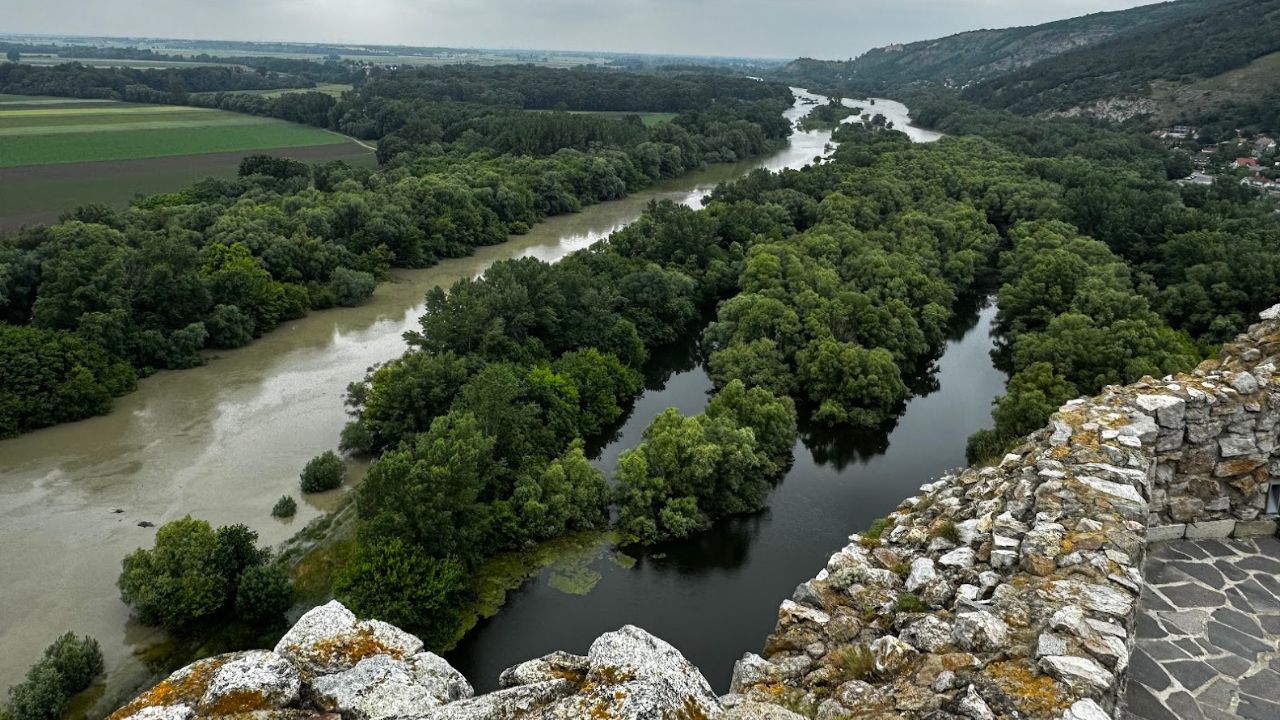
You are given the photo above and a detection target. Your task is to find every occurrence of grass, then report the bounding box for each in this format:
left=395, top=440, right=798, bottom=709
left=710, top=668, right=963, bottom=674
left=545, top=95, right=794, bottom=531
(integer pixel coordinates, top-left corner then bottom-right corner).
left=533, top=109, right=677, bottom=127
left=0, top=124, right=346, bottom=167
left=0, top=97, right=349, bottom=167
left=1152, top=50, right=1280, bottom=123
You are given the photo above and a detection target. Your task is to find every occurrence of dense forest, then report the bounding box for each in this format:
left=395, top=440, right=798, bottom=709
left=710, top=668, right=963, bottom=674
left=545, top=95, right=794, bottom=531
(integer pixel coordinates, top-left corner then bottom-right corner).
left=0, top=61, right=316, bottom=98
left=0, top=70, right=794, bottom=438
left=308, top=93, right=1280, bottom=649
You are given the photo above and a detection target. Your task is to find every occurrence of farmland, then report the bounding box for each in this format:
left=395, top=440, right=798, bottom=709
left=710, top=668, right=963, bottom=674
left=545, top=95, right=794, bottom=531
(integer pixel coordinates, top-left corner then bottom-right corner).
left=0, top=94, right=374, bottom=231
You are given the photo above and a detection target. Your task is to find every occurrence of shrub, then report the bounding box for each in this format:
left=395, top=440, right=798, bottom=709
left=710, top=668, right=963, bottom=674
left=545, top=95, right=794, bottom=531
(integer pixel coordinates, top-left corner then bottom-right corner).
left=329, top=267, right=376, bottom=307
left=300, top=450, right=345, bottom=493
left=334, top=538, right=466, bottom=649
left=2, top=633, right=102, bottom=720
left=234, top=564, right=293, bottom=625
left=271, top=495, right=297, bottom=518
left=117, top=516, right=290, bottom=632
left=118, top=517, right=228, bottom=631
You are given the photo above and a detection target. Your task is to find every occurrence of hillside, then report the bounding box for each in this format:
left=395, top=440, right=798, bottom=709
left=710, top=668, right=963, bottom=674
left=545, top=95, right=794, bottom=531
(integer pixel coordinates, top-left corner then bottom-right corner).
left=962, top=0, right=1280, bottom=130
left=778, top=0, right=1221, bottom=95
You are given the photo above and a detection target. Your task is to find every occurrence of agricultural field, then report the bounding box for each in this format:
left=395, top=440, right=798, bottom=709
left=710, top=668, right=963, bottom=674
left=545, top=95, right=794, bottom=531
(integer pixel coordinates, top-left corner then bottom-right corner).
left=15, top=54, right=237, bottom=69
left=0, top=94, right=375, bottom=232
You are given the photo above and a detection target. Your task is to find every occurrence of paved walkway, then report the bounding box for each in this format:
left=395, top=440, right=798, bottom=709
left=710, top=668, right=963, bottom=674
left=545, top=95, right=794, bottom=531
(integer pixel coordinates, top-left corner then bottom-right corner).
left=1125, top=536, right=1280, bottom=720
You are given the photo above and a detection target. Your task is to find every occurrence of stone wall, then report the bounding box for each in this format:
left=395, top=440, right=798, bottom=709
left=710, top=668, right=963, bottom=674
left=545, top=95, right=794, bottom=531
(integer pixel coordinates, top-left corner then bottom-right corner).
left=105, top=309, right=1280, bottom=720
left=729, top=306, right=1280, bottom=720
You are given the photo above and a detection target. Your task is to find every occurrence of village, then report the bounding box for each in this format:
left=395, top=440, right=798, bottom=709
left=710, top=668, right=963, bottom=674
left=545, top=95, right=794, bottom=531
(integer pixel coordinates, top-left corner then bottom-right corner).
left=1159, top=124, right=1280, bottom=198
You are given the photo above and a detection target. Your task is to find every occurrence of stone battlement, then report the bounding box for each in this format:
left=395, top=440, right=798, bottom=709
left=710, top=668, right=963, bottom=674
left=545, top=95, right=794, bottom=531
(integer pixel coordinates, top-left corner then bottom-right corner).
left=729, top=305, right=1280, bottom=719
left=105, top=307, right=1280, bottom=720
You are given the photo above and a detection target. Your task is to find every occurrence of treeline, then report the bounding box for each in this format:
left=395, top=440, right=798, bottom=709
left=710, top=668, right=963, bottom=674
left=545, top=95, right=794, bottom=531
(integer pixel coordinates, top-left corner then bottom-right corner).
left=347, top=65, right=791, bottom=112
left=0, top=41, right=355, bottom=83
left=0, top=61, right=311, bottom=101
left=0, top=81, right=794, bottom=438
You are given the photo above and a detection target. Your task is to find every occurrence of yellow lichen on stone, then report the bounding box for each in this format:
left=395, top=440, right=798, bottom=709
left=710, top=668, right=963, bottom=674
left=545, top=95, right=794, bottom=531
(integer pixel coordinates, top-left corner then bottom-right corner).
left=304, top=627, right=406, bottom=670
left=109, top=656, right=231, bottom=720
left=987, top=660, right=1069, bottom=716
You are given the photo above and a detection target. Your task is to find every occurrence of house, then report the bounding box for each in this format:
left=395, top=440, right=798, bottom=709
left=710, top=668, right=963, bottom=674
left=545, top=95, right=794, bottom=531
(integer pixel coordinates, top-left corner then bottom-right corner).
left=1241, top=175, right=1280, bottom=196
left=1235, top=157, right=1261, bottom=169
left=1256, top=136, right=1277, bottom=154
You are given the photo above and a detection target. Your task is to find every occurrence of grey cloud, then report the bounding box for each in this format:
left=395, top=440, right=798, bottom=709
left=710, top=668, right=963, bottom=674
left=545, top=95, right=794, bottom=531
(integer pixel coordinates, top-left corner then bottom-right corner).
left=0, top=0, right=1158, bottom=59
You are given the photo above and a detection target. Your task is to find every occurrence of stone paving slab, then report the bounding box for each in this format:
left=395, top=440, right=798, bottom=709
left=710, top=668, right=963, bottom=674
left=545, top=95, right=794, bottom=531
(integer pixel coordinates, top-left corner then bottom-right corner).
left=1125, top=536, right=1280, bottom=720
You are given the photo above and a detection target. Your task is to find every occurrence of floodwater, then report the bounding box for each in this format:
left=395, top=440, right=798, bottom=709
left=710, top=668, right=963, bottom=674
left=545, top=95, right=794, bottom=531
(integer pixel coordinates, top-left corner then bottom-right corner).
left=0, top=88, right=925, bottom=698
left=447, top=301, right=1004, bottom=692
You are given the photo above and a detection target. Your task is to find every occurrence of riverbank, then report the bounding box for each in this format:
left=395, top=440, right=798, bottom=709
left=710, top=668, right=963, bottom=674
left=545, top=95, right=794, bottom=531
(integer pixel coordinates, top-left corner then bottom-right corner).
left=446, top=299, right=1004, bottom=693
left=0, top=88, right=838, bottom=709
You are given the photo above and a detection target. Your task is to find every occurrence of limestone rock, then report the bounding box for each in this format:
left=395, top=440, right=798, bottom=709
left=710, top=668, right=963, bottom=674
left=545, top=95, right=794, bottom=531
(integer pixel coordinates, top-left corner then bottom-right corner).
left=1040, top=654, right=1115, bottom=695
left=955, top=684, right=994, bottom=720
left=273, top=601, right=423, bottom=676
left=498, top=651, right=588, bottom=689
left=901, top=615, right=953, bottom=653
left=311, top=653, right=468, bottom=719
left=540, top=625, right=720, bottom=720
left=1062, top=698, right=1112, bottom=720
left=951, top=612, right=1009, bottom=654
left=905, top=557, right=937, bottom=592
left=730, top=653, right=779, bottom=694
left=416, top=680, right=576, bottom=720
left=721, top=698, right=807, bottom=719
left=197, top=651, right=300, bottom=715
left=870, top=636, right=918, bottom=676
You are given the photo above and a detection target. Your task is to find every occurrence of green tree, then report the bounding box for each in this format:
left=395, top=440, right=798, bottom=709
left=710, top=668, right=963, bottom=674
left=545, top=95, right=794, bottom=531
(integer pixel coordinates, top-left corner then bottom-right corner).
left=796, top=339, right=907, bottom=427
left=512, top=441, right=609, bottom=541
left=329, top=267, right=376, bottom=307
left=300, top=450, right=346, bottom=493
left=334, top=538, right=466, bottom=649
left=234, top=564, right=293, bottom=626
left=117, top=517, right=228, bottom=632
left=357, top=411, right=496, bottom=562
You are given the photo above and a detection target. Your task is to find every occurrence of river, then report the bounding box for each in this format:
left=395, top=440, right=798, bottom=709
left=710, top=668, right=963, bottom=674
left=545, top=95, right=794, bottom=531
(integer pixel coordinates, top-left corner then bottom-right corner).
left=446, top=299, right=1004, bottom=692
left=0, top=88, right=938, bottom=699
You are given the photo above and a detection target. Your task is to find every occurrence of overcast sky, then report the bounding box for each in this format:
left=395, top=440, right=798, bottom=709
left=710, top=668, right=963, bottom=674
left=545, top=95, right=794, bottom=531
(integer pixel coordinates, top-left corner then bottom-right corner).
left=2, top=0, right=1160, bottom=59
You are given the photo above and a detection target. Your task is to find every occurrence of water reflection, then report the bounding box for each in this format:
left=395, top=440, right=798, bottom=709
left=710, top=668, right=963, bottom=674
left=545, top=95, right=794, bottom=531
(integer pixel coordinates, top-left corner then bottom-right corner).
left=447, top=301, right=1005, bottom=692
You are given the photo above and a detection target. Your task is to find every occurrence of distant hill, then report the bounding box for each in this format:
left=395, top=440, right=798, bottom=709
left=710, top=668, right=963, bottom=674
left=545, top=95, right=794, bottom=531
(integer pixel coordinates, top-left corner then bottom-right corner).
left=779, top=0, right=1221, bottom=95
left=962, top=0, right=1280, bottom=133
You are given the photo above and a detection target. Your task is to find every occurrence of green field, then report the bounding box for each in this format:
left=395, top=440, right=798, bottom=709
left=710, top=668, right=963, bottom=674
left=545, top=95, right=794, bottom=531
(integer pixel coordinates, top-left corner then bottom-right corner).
left=0, top=96, right=349, bottom=167
left=206, top=83, right=354, bottom=100
left=0, top=94, right=375, bottom=232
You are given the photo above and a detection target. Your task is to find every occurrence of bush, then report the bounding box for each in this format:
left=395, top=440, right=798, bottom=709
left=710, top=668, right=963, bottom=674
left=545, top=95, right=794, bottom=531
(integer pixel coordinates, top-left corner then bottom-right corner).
left=117, top=516, right=290, bottom=632
left=234, top=564, right=293, bottom=625
left=2, top=633, right=102, bottom=720
left=118, top=517, right=228, bottom=631
left=334, top=538, right=466, bottom=649
left=300, top=450, right=345, bottom=493
left=271, top=495, right=297, bottom=518
left=329, top=267, right=376, bottom=307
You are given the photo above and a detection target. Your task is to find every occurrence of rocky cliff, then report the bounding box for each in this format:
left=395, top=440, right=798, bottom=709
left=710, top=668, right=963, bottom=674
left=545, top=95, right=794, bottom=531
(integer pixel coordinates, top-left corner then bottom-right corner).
left=106, top=306, right=1280, bottom=720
